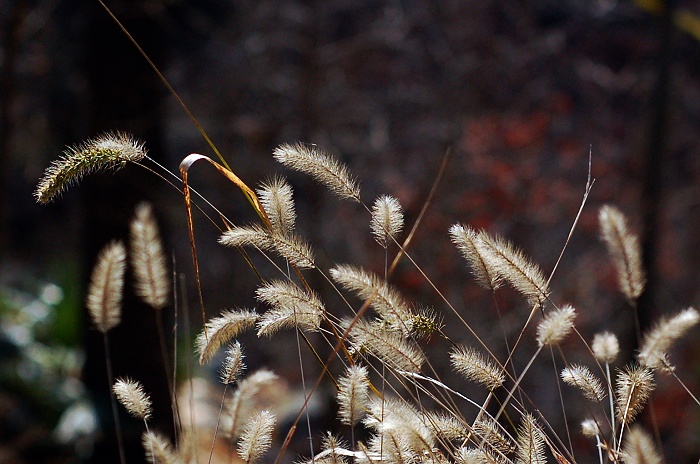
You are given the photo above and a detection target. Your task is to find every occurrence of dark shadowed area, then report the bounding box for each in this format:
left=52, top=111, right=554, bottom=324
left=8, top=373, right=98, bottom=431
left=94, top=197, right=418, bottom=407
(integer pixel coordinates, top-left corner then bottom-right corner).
left=1, top=0, right=699, bottom=463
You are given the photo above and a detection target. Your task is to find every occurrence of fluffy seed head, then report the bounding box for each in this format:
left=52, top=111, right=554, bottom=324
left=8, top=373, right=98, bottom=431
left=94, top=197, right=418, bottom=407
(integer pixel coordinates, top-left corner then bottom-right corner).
left=516, top=414, right=546, bottom=464
left=599, top=205, right=646, bottom=302
left=450, top=346, right=505, bottom=391
left=536, top=305, right=576, bottom=347
left=370, top=195, right=404, bottom=247
left=255, top=280, right=325, bottom=336
left=337, top=364, right=370, bottom=426
left=561, top=364, right=606, bottom=402
left=273, top=142, right=361, bottom=201
left=196, top=309, right=258, bottom=364
left=35, top=132, right=146, bottom=204
left=476, top=231, right=550, bottom=306
left=257, top=176, right=296, bottom=236
left=621, top=426, right=662, bottom=464
left=348, top=319, right=426, bottom=373
left=142, top=431, right=177, bottom=464
left=113, top=377, right=152, bottom=420
left=86, top=241, right=126, bottom=333
left=615, top=365, right=655, bottom=424
left=237, top=410, right=276, bottom=464
left=130, top=203, right=169, bottom=310
left=219, top=224, right=316, bottom=269
left=592, top=331, right=620, bottom=364
left=449, top=224, right=502, bottom=291
left=220, top=341, right=246, bottom=385
left=580, top=419, right=599, bottom=438
left=638, top=307, right=699, bottom=371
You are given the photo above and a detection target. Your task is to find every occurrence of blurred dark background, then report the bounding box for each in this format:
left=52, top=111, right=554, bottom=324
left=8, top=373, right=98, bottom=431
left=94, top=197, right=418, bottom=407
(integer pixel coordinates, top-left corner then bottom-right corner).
left=1, top=0, right=699, bottom=462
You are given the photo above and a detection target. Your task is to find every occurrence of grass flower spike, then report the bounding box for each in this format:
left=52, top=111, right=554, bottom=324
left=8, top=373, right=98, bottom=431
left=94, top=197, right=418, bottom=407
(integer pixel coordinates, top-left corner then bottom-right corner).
left=237, top=410, right=276, bottom=464
left=637, top=307, right=699, bottom=371
left=273, top=142, right=361, bottom=202
left=87, top=241, right=127, bottom=333
left=130, top=203, right=169, bottom=310
left=599, top=205, right=646, bottom=303
left=337, top=364, right=370, bottom=426
left=113, top=377, right=153, bottom=420
left=536, top=304, right=576, bottom=347
left=592, top=331, right=620, bottom=363
left=35, top=132, right=146, bottom=204
left=449, top=224, right=502, bottom=291
left=370, top=195, right=404, bottom=247
left=450, top=345, right=505, bottom=391
left=196, top=309, right=258, bottom=364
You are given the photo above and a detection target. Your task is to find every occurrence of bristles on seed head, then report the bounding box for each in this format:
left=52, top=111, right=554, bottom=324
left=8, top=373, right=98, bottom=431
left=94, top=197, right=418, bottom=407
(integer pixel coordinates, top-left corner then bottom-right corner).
left=237, top=410, right=276, bottom=464
left=450, top=346, right=505, bottom=391
left=337, top=364, right=370, bottom=426
left=219, top=224, right=316, bottom=269
left=273, top=142, right=361, bottom=202
left=142, top=431, right=177, bottom=464
left=580, top=419, right=600, bottom=438
left=220, top=341, right=246, bottom=385
left=255, top=280, right=325, bottom=336
left=196, top=309, right=258, bottom=364
left=536, top=305, right=576, bottom=347
left=638, top=307, right=699, bottom=371
left=476, top=231, right=550, bottom=307
left=449, top=224, right=502, bottom=291
left=561, top=364, right=606, bottom=402
left=130, top=203, right=169, bottom=310
left=113, top=377, right=152, bottom=420
left=226, top=370, right=279, bottom=438
left=592, top=331, right=620, bottom=364
left=86, top=241, right=126, bottom=333
left=599, top=205, right=646, bottom=303
left=35, top=132, right=146, bottom=204
left=348, top=319, right=426, bottom=373
left=615, top=365, right=654, bottom=424
left=330, top=264, right=413, bottom=335
left=621, top=426, right=662, bottom=464
left=516, top=414, right=546, bottom=464
left=370, top=195, right=404, bottom=247
left=257, top=176, right=296, bottom=236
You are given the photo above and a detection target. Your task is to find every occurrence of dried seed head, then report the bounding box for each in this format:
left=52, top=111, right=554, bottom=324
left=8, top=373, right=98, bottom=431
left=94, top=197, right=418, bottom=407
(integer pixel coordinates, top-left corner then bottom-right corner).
left=621, top=426, right=662, bottom=464
left=592, top=331, right=620, bottom=364
left=449, top=224, right=502, bottom=291
left=450, top=346, right=505, bottom=391
left=536, top=305, right=576, bottom=347
left=113, top=377, right=152, bottom=421
left=257, top=176, right=296, bottom=236
left=580, top=419, right=599, bottom=438
left=35, top=132, right=146, bottom=204
left=638, top=307, right=699, bottom=371
left=255, top=280, right=325, bottom=336
left=196, top=309, right=258, bottom=364
left=516, top=414, right=546, bottom=464
left=599, top=205, right=646, bottom=303
left=220, top=341, right=246, bottom=385
left=142, top=431, right=177, bottom=464
left=615, top=365, right=655, bottom=424
left=86, top=241, right=126, bottom=333
left=273, top=142, right=361, bottom=202
left=371, top=195, right=404, bottom=247
left=476, top=231, right=550, bottom=307
left=130, top=203, right=169, bottom=310
left=561, top=364, right=606, bottom=402
left=237, top=410, right=276, bottom=464
left=337, top=364, right=370, bottom=426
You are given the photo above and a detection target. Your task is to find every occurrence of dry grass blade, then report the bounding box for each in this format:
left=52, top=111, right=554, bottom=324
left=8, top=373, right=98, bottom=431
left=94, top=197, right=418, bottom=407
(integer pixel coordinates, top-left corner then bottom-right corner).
left=87, top=240, right=126, bottom=333
left=130, top=202, right=169, bottom=310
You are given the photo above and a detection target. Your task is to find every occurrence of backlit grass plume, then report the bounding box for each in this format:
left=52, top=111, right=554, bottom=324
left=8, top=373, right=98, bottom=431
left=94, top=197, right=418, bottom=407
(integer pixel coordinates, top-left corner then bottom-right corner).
left=35, top=132, right=146, bottom=204
left=370, top=195, right=404, bottom=247
left=130, top=203, right=169, bottom=310
left=87, top=240, right=127, bottom=333
left=273, top=142, right=361, bottom=202
left=599, top=205, right=646, bottom=303
left=113, top=377, right=153, bottom=421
